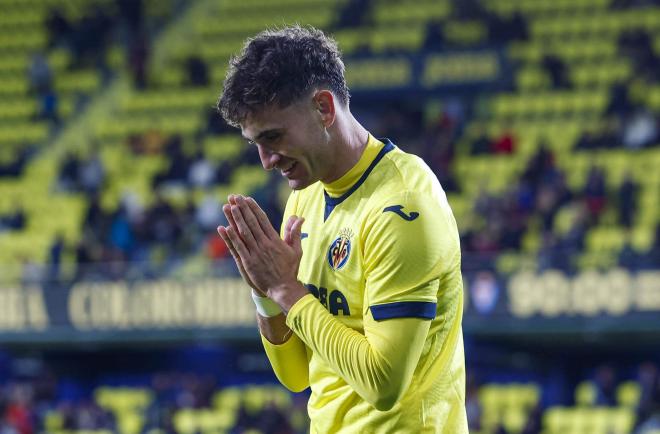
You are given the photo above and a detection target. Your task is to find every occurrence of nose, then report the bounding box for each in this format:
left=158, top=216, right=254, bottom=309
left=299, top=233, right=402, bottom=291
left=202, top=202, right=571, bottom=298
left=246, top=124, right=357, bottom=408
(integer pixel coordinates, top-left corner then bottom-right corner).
left=257, top=145, right=281, bottom=171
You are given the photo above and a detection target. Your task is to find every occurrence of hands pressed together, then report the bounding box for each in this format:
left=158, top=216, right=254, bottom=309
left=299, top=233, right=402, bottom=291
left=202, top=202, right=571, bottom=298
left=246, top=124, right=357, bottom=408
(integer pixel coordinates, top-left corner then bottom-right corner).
left=216, top=194, right=308, bottom=313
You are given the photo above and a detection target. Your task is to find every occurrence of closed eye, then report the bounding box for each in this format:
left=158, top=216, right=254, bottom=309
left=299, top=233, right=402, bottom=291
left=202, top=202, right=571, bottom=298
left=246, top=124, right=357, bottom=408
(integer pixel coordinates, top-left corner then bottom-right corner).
left=262, top=132, right=281, bottom=143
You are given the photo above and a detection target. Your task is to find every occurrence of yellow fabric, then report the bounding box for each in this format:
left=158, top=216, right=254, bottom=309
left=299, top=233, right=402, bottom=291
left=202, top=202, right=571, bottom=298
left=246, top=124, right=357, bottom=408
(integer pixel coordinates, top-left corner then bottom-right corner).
left=287, top=294, right=431, bottom=411
left=262, top=135, right=467, bottom=433
left=323, top=134, right=381, bottom=197
left=261, top=331, right=309, bottom=393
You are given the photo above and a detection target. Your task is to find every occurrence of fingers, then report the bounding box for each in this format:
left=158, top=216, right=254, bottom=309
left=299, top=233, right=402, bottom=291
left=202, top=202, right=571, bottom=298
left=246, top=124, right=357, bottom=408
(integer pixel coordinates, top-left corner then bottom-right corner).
left=218, top=226, right=263, bottom=293
left=225, top=195, right=257, bottom=251
left=235, top=196, right=269, bottom=243
left=245, top=196, right=280, bottom=239
left=223, top=203, right=239, bottom=235
left=217, top=226, right=243, bottom=261
left=290, top=217, right=305, bottom=254
left=229, top=204, right=260, bottom=252
left=222, top=223, right=250, bottom=259
left=217, top=225, right=237, bottom=258
left=283, top=215, right=297, bottom=245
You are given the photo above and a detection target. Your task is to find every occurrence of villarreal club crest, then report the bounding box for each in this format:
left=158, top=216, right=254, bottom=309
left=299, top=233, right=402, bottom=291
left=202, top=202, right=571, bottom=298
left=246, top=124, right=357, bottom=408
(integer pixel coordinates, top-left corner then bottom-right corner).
left=327, top=228, right=354, bottom=271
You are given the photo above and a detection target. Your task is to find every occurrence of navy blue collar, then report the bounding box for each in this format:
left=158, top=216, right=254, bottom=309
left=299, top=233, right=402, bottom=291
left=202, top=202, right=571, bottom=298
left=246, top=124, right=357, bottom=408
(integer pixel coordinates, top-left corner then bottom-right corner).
left=323, top=139, right=395, bottom=221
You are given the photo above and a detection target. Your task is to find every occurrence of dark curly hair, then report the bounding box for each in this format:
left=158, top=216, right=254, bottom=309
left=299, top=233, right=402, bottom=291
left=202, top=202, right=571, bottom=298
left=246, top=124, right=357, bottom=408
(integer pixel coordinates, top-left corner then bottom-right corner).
left=217, top=25, right=350, bottom=127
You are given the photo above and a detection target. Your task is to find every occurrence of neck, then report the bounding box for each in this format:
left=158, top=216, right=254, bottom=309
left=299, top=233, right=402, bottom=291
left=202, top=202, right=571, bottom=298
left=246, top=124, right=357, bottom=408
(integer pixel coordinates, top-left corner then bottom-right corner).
left=321, top=110, right=369, bottom=184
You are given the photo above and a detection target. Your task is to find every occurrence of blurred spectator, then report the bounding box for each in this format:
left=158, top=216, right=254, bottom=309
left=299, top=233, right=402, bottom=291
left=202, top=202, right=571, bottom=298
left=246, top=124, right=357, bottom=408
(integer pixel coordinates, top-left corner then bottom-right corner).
left=3, top=384, right=33, bottom=434
left=335, top=0, right=370, bottom=29
left=186, top=56, right=209, bottom=87
left=636, top=362, right=660, bottom=433
left=521, top=405, right=542, bottom=434
left=48, top=234, right=65, bottom=283
left=27, top=53, right=52, bottom=97
left=619, top=30, right=659, bottom=81
left=153, top=136, right=190, bottom=188
left=619, top=173, right=639, bottom=228
left=623, top=110, right=658, bottom=149
left=38, top=89, right=59, bottom=124
left=0, top=147, right=31, bottom=178
left=485, top=10, right=529, bottom=43
left=129, top=31, right=150, bottom=89
left=188, top=150, right=215, bottom=188
left=521, top=144, right=557, bottom=193
left=207, top=233, right=230, bottom=262
left=470, top=126, right=491, bottom=155
left=490, top=129, right=516, bottom=154
left=21, top=259, right=43, bottom=288
left=128, top=130, right=167, bottom=155
left=0, top=204, right=26, bottom=233
left=84, top=195, right=106, bottom=234
left=118, top=0, right=144, bottom=38
left=46, top=9, right=72, bottom=49
left=109, top=205, right=134, bottom=258
left=594, top=365, right=618, bottom=406
left=607, top=82, right=634, bottom=117
left=204, top=108, right=233, bottom=135
left=538, top=231, right=567, bottom=271
left=423, top=21, right=445, bottom=51
left=536, top=172, right=572, bottom=231
left=215, top=160, right=234, bottom=184
left=58, top=151, right=81, bottom=191
left=576, top=118, right=623, bottom=150
left=71, top=7, right=112, bottom=69
left=542, top=55, right=571, bottom=89
left=583, top=166, right=607, bottom=224
left=196, top=194, right=221, bottom=232
left=508, top=12, right=529, bottom=41
left=146, top=193, right=181, bottom=245
left=646, top=224, right=660, bottom=267
left=74, top=238, right=96, bottom=280
left=618, top=240, right=641, bottom=270
left=78, top=150, right=105, bottom=196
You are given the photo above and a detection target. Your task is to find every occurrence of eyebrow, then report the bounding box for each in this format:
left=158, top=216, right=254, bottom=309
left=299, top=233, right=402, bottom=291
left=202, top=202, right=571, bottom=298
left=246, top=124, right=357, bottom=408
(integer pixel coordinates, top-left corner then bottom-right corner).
left=243, top=128, right=283, bottom=142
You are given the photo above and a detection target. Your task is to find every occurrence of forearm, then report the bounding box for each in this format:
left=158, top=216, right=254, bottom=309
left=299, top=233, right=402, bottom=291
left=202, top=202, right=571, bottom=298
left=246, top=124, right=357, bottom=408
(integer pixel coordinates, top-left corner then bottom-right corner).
left=257, top=312, right=290, bottom=345
left=258, top=313, right=310, bottom=392
left=287, top=295, right=430, bottom=411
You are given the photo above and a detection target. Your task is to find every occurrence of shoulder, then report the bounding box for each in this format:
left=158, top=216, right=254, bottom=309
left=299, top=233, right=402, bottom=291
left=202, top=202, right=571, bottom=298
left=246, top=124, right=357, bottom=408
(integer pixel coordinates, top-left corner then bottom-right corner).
left=371, top=144, right=443, bottom=199
left=360, top=147, right=459, bottom=253
left=366, top=147, right=450, bottom=222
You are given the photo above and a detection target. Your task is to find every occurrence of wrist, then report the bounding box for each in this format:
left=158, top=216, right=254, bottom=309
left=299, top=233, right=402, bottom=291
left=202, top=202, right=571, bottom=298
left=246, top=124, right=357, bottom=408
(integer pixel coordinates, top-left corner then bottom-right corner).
left=269, top=280, right=308, bottom=314
left=251, top=290, right=283, bottom=317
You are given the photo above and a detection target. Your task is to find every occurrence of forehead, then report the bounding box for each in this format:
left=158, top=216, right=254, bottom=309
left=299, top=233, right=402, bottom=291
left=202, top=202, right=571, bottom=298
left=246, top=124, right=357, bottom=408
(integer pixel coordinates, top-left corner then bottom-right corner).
left=240, top=98, right=311, bottom=140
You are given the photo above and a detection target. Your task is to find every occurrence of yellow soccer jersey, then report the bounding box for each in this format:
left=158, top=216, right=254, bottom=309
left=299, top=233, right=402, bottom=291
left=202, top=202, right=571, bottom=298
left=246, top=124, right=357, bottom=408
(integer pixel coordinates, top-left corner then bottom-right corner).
left=261, top=135, right=467, bottom=433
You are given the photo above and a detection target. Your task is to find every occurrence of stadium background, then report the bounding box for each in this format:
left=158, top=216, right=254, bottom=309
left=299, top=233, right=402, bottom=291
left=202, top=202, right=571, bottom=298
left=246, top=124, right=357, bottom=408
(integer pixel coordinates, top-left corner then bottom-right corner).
left=0, top=0, right=659, bottom=433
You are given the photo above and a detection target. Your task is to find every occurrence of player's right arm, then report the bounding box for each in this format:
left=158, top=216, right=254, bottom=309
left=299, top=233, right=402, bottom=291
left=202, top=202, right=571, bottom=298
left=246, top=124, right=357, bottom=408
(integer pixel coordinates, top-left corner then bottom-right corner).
left=259, top=313, right=309, bottom=392
left=221, top=192, right=310, bottom=392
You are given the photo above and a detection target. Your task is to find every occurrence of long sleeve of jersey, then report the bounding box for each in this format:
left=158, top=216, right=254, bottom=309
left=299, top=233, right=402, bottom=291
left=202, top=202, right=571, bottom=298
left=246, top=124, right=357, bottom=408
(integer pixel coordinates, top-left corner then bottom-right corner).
left=286, top=293, right=432, bottom=411
left=261, top=333, right=310, bottom=393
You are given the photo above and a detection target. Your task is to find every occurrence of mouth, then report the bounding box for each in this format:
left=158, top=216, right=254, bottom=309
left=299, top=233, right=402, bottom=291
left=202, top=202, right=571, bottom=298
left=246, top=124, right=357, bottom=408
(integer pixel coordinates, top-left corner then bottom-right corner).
left=281, top=161, right=298, bottom=177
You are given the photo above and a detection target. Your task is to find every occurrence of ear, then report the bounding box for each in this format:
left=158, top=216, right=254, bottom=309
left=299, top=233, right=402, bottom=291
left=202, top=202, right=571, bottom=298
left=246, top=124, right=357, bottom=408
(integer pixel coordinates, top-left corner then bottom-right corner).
left=313, top=90, right=336, bottom=128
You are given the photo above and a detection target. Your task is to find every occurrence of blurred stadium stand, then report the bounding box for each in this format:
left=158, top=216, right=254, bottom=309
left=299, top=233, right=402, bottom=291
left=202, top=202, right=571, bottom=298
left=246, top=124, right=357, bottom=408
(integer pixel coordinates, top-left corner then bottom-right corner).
left=1, top=0, right=660, bottom=432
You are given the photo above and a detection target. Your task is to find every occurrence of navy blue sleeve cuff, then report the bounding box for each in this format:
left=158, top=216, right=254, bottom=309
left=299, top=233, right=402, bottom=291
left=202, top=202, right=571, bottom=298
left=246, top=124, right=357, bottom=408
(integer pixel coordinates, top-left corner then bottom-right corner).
left=370, top=301, right=437, bottom=321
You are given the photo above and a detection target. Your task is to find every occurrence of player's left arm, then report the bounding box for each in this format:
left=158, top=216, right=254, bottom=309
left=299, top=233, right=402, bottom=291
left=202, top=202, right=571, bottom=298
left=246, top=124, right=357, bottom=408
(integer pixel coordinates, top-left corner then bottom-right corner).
left=286, top=293, right=432, bottom=411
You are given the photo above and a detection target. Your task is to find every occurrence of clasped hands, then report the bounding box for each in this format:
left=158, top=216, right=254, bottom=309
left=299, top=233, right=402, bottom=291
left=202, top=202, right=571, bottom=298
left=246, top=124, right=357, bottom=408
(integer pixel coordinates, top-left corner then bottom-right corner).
left=216, top=195, right=308, bottom=313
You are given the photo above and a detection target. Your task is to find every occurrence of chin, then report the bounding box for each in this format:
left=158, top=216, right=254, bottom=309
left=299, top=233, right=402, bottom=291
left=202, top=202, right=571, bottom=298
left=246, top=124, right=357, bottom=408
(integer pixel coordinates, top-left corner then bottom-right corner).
left=288, top=177, right=313, bottom=190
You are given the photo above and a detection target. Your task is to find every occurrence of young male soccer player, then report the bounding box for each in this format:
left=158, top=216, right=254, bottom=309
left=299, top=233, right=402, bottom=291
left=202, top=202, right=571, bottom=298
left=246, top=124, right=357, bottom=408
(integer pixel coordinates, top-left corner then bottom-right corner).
left=216, top=26, right=468, bottom=433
